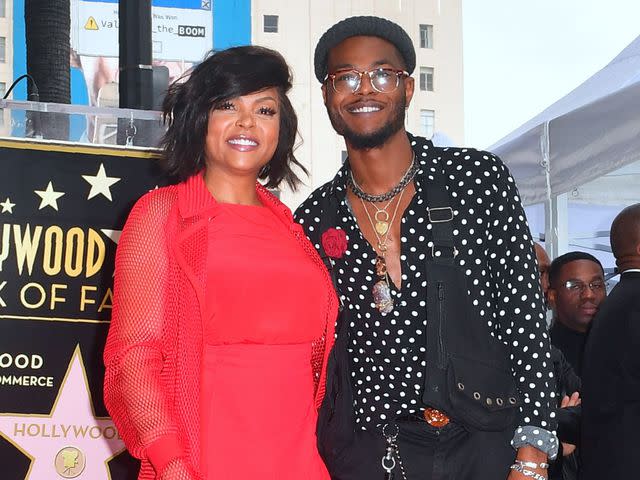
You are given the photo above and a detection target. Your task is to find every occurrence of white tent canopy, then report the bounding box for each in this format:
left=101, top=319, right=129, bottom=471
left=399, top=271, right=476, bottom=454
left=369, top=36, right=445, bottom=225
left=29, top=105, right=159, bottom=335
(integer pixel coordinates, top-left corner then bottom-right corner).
left=489, top=35, right=640, bottom=207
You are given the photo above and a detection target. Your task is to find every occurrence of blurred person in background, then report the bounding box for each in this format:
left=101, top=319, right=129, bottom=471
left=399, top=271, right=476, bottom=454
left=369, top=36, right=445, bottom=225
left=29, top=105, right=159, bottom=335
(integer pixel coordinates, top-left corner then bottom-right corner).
left=581, top=203, right=640, bottom=479
left=535, top=243, right=552, bottom=303
left=535, top=243, right=581, bottom=480
left=548, top=252, right=606, bottom=376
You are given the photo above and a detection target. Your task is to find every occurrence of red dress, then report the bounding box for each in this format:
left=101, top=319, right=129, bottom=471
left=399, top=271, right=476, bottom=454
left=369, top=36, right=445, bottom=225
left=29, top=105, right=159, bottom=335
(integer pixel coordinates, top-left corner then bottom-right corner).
left=103, top=175, right=337, bottom=480
left=201, top=203, right=330, bottom=479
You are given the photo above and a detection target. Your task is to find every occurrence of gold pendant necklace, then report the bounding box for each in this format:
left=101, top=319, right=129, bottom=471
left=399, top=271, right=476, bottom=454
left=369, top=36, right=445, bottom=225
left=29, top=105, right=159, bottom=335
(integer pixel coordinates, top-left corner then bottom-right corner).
left=374, top=211, right=390, bottom=235
left=371, top=197, right=394, bottom=235
left=351, top=165, right=411, bottom=236
left=358, top=187, right=407, bottom=314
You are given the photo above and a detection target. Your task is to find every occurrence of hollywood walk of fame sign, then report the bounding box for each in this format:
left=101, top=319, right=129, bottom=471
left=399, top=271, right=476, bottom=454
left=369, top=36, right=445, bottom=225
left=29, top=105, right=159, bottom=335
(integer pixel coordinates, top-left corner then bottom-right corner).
left=0, top=140, right=167, bottom=479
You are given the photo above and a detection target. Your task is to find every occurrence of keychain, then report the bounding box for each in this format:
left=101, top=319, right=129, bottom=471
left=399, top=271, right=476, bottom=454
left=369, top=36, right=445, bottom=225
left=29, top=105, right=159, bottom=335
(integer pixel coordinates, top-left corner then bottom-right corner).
left=382, top=423, right=398, bottom=480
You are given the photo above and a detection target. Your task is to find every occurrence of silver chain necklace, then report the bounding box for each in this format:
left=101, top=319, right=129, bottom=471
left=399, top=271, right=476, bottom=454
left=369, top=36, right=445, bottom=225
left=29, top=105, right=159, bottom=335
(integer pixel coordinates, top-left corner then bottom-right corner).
left=347, top=153, right=418, bottom=203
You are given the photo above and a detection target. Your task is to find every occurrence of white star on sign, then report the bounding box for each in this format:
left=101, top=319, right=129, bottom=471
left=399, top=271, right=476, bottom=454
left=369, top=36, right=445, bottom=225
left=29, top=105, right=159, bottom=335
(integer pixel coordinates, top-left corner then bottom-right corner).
left=100, top=229, right=122, bottom=245
left=35, top=182, right=65, bottom=211
left=1, top=197, right=16, bottom=213
left=82, top=163, right=121, bottom=201
left=101, top=229, right=123, bottom=277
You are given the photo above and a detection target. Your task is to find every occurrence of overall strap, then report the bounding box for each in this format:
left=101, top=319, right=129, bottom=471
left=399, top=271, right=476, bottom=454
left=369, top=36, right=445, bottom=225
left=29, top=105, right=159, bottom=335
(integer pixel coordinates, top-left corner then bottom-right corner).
left=423, top=159, right=458, bottom=265
left=420, top=153, right=465, bottom=414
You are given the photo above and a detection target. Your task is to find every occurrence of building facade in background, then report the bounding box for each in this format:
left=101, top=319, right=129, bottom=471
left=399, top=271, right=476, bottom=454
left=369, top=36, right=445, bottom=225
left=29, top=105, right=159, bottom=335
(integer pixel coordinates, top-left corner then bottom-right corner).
left=251, top=0, right=464, bottom=206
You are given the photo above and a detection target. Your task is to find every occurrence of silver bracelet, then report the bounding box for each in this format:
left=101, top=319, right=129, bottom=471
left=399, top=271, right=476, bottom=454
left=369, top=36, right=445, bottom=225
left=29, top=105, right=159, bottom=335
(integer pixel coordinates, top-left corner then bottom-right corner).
left=515, top=460, right=549, bottom=470
left=510, top=463, right=547, bottom=480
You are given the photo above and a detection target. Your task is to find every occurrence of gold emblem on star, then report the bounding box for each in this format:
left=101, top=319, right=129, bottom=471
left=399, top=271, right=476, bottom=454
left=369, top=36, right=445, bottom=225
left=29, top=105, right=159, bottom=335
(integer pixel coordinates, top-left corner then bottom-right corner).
left=54, top=446, right=86, bottom=478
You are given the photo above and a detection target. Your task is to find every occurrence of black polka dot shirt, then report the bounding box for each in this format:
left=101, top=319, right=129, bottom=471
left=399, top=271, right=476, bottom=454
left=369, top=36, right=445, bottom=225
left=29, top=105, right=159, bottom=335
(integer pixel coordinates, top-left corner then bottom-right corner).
left=295, top=134, right=558, bottom=455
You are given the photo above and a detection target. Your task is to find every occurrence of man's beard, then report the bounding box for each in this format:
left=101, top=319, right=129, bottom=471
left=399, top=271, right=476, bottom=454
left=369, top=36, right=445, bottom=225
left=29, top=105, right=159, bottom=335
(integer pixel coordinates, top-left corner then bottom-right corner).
left=327, top=94, right=406, bottom=150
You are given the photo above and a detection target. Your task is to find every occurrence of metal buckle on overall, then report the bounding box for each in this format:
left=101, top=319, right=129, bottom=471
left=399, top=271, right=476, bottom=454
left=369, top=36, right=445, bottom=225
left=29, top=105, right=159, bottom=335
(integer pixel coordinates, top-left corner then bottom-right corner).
left=423, top=407, right=450, bottom=427
left=430, top=245, right=459, bottom=259
left=427, top=206, right=454, bottom=223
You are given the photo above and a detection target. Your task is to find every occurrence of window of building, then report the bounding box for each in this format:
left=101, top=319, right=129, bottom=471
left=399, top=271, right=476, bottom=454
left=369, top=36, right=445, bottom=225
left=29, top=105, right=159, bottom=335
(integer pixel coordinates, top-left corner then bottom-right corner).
left=0, top=37, right=6, bottom=63
left=420, top=109, right=435, bottom=138
left=420, top=67, right=434, bottom=91
left=0, top=0, right=6, bottom=18
left=419, top=24, right=433, bottom=49
left=263, top=15, right=279, bottom=33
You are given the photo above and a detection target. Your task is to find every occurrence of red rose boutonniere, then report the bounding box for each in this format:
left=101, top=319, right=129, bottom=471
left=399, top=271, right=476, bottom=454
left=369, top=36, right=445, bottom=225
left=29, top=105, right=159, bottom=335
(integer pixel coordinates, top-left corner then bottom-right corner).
left=321, top=228, right=348, bottom=259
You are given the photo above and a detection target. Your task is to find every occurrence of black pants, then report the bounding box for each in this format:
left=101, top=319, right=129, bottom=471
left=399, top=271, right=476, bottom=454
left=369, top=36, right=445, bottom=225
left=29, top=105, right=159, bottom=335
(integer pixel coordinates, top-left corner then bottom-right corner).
left=326, top=418, right=516, bottom=480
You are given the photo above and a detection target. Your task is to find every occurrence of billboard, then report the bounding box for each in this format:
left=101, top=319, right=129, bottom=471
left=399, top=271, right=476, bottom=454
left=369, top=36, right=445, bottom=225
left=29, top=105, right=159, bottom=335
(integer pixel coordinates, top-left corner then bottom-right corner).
left=68, top=0, right=214, bottom=139
left=71, top=0, right=213, bottom=62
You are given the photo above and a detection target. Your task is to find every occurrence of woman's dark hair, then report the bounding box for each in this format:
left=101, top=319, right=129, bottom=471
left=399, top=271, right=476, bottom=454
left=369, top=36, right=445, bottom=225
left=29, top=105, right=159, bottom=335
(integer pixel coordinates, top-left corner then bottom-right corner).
left=160, top=45, right=306, bottom=190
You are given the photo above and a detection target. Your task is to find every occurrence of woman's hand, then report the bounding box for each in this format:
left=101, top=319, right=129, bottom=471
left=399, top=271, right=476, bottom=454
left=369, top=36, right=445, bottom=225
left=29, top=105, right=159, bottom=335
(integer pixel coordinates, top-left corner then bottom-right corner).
left=158, top=457, right=201, bottom=480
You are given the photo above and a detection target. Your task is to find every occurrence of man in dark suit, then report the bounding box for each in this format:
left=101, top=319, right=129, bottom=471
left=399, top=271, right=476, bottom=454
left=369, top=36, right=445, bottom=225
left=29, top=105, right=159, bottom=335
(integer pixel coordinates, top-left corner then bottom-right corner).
left=580, top=203, right=640, bottom=479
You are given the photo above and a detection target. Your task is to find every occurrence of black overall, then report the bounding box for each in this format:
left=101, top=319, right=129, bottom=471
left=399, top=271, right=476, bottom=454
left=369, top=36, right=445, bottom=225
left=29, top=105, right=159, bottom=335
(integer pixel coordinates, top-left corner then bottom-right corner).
left=316, top=159, right=521, bottom=480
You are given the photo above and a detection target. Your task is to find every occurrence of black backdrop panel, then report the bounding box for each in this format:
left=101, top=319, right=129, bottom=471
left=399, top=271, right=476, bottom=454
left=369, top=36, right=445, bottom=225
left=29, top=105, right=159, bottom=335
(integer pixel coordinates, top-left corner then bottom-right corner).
left=0, top=140, right=167, bottom=480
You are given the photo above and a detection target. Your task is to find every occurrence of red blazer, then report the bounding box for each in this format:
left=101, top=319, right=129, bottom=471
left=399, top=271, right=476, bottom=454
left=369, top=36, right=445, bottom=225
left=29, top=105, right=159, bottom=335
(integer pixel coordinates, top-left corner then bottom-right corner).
left=104, top=174, right=337, bottom=479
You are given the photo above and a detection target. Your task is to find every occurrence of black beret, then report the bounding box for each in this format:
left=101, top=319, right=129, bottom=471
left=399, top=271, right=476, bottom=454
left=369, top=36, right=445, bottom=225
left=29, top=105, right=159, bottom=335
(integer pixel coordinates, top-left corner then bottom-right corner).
left=314, top=16, right=416, bottom=83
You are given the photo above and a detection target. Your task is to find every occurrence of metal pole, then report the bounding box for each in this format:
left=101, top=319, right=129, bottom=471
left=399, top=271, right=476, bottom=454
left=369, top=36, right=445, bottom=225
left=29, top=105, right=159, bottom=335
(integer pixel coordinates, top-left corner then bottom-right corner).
left=542, top=121, right=555, bottom=256
left=119, top=0, right=153, bottom=110
left=541, top=121, right=569, bottom=258
left=545, top=193, right=569, bottom=259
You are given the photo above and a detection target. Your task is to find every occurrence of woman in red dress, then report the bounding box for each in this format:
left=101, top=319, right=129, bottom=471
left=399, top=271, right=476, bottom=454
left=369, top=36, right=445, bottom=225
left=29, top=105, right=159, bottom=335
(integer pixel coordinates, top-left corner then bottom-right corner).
left=103, top=46, right=338, bottom=480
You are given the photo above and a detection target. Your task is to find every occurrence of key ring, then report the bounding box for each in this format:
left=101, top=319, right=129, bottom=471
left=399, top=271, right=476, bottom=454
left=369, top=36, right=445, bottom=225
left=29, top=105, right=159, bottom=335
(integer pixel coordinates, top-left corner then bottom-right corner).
left=382, top=422, right=399, bottom=441
left=382, top=454, right=396, bottom=472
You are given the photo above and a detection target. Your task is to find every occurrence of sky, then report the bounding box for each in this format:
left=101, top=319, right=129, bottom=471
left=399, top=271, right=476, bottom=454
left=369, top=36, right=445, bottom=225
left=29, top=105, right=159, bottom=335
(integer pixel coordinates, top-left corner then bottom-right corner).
left=462, top=0, right=640, bottom=149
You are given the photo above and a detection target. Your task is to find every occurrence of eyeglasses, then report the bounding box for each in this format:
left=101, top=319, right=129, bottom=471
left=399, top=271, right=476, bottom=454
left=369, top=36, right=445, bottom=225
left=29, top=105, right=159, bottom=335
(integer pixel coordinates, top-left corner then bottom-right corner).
left=325, top=68, right=410, bottom=94
left=562, top=280, right=605, bottom=294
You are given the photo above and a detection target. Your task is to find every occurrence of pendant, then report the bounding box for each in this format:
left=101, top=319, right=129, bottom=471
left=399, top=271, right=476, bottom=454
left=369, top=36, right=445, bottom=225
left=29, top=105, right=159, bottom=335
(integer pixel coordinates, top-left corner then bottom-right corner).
left=375, top=220, right=389, bottom=235
left=373, top=280, right=394, bottom=314
left=374, top=210, right=390, bottom=236
left=375, top=256, right=388, bottom=276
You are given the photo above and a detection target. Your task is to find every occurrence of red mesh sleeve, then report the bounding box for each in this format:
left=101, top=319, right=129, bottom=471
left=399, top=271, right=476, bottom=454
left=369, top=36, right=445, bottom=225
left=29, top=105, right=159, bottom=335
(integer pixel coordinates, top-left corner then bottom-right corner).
left=103, top=190, right=184, bottom=467
left=158, top=457, right=202, bottom=480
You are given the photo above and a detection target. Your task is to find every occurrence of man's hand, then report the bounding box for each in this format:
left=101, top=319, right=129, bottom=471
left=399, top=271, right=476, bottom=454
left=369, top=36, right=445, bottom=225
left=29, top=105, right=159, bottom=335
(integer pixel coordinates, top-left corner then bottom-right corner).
left=560, top=391, right=581, bottom=456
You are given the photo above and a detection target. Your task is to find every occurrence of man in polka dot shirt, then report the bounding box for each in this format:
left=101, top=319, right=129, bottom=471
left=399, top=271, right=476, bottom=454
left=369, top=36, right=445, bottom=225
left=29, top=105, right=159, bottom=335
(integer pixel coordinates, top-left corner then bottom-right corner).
left=297, top=16, right=558, bottom=480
